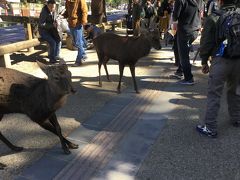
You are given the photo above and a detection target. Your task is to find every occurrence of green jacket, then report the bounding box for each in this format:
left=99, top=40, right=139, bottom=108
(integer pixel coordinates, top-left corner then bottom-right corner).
left=199, top=5, right=236, bottom=65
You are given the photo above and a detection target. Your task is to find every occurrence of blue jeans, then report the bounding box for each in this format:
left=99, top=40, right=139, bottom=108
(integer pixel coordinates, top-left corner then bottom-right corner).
left=70, top=25, right=86, bottom=63
left=177, top=30, right=198, bottom=81
left=40, top=31, right=61, bottom=62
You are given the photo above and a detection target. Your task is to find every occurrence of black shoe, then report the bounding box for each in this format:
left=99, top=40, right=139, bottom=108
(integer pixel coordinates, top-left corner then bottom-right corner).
left=49, top=60, right=58, bottom=64
left=72, top=62, right=82, bottom=67
left=55, top=56, right=65, bottom=61
left=169, top=72, right=183, bottom=79
left=196, top=125, right=217, bottom=138
left=177, top=78, right=195, bottom=85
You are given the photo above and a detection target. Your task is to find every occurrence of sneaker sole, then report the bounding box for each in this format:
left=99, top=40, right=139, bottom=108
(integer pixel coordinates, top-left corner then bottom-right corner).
left=196, top=127, right=218, bottom=138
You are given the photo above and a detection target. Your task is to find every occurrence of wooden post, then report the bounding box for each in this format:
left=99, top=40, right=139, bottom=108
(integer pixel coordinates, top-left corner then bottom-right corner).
left=26, top=23, right=34, bottom=52
left=0, top=54, right=11, bottom=67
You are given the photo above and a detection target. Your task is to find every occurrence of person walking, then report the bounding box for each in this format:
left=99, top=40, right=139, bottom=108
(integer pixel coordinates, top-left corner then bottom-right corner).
left=171, top=0, right=203, bottom=85
left=196, top=0, right=240, bottom=137
left=63, top=0, right=88, bottom=66
left=38, top=0, right=62, bottom=64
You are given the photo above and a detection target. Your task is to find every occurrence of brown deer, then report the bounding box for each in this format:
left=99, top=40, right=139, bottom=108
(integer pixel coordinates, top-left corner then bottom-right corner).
left=0, top=62, right=78, bottom=169
left=93, top=29, right=161, bottom=93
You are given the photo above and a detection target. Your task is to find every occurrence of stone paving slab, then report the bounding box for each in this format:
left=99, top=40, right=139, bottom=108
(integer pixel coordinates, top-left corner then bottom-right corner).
left=53, top=90, right=158, bottom=180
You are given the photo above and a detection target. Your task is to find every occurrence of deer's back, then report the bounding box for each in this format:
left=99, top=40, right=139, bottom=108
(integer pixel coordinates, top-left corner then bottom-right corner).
left=93, top=33, right=151, bottom=63
left=0, top=68, right=44, bottom=114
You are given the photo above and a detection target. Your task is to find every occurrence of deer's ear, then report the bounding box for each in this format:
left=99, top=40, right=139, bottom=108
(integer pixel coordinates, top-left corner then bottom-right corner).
left=36, top=61, right=49, bottom=75
left=59, top=60, right=68, bottom=71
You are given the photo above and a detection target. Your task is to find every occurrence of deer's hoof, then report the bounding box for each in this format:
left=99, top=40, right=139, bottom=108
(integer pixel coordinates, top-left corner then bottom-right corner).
left=68, top=143, right=79, bottom=149
left=12, top=146, right=23, bottom=152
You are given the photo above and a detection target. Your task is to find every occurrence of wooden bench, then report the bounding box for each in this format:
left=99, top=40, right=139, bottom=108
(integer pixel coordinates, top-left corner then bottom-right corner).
left=100, top=19, right=123, bottom=32
left=0, top=38, right=41, bottom=67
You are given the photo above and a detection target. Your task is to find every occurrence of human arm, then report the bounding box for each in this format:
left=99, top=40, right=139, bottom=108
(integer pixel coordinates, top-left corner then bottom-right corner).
left=39, top=7, right=55, bottom=30
left=199, top=16, right=218, bottom=65
left=172, top=0, right=182, bottom=21
left=80, top=0, right=88, bottom=25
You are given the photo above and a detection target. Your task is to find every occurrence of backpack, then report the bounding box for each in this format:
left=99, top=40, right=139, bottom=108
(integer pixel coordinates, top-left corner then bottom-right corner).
left=216, top=8, right=240, bottom=58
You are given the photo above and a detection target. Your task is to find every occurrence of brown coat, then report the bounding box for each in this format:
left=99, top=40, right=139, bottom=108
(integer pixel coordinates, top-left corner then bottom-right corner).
left=64, top=0, right=88, bottom=28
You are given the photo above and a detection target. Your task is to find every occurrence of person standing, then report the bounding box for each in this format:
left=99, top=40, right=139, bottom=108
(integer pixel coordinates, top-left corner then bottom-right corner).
left=196, top=0, right=240, bottom=137
left=91, top=0, right=106, bottom=24
left=39, top=0, right=62, bottom=64
left=172, top=0, right=203, bottom=85
left=64, top=0, right=88, bottom=66
left=144, top=0, right=155, bottom=28
left=132, top=0, right=142, bottom=36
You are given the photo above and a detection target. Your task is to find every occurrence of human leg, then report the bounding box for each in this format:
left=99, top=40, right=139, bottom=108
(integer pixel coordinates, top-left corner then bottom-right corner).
left=203, top=57, right=228, bottom=132
left=177, top=31, right=198, bottom=81
left=70, top=25, right=86, bottom=64
left=55, top=41, right=62, bottom=59
left=40, top=32, right=57, bottom=62
left=226, top=60, right=240, bottom=125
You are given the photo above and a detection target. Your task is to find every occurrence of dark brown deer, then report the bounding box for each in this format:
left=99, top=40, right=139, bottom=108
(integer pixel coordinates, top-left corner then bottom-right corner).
left=93, top=29, right=161, bottom=93
left=0, top=62, right=78, bottom=169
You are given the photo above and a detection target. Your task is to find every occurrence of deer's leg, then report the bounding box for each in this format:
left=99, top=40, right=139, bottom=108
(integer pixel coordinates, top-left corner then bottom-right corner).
left=0, top=114, right=23, bottom=151
left=49, top=113, right=78, bottom=154
left=98, top=61, right=103, bottom=87
left=117, top=63, right=125, bottom=94
left=129, top=64, right=139, bottom=93
left=97, top=53, right=105, bottom=87
left=0, top=162, right=6, bottom=170
left=39, top=120, right=78, bottom=151
left=103, top=56, right=110, bottom=81
left=0, top=132, right=23, bottom=152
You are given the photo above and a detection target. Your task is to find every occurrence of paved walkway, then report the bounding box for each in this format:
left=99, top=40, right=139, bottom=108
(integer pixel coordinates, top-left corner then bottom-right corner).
left=1, top=29, right=240, bottom=180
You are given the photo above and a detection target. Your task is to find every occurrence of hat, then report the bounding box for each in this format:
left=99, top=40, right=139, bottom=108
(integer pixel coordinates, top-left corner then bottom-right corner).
left=47, top=0, right=56, bottom=4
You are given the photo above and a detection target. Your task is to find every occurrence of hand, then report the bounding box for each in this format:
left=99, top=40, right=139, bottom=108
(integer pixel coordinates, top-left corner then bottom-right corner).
left=53, top=22, right=58, bottom=28
left=171, top=22, right=177, bottom=31
left=202, top=64, right=209, bottom=74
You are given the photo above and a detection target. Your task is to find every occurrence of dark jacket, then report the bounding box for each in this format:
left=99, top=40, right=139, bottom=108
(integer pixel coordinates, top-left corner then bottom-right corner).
left=38, top=5, right=60, bottom=41
left=200, top=4, right=236, bottom=64
left=132, top=3, right=142, bottom=21
left=173, top=0, right=203, bottom=33
left=39, top=5, right=56, bottom=32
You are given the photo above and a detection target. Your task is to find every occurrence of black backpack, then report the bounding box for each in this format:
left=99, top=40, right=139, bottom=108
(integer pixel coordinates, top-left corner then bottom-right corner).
left=216, top=8, right=240, bottom=58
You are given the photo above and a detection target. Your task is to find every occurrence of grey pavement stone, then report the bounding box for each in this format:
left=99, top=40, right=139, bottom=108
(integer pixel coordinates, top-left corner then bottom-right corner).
left=17, top=155, right=68, bottom=180
left=45, top=140, right=87, bottom=162
left=93, top=104, right=167, bottom=180
left=82, top=112, right=115, bottom=130
left=68, top=124, right=100, bottom=143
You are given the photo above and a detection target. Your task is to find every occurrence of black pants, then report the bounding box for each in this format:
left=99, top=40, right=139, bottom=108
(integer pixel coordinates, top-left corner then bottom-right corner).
left=177, top=30, right=198, bottom=81
left=173, top=32, right=182, bottom=74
